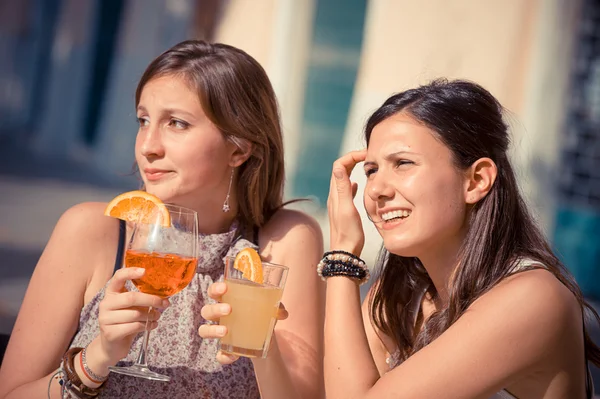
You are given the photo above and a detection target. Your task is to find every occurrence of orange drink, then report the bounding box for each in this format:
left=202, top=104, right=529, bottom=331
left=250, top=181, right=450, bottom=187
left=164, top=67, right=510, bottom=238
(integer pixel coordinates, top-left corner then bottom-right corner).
left=219, top=254, right=288, bottom=358
left=126, top=250, right=197, bottom=298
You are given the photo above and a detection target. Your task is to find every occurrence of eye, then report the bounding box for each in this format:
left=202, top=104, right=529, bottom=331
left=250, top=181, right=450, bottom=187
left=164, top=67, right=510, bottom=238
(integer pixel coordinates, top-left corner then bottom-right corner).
left=395, top=159, right=413, bottom=168
left=364, top=167, right=377, bottom=178
left=137, top=117, right=149, bottom=127
left=168, top=118, right=190, bottom=129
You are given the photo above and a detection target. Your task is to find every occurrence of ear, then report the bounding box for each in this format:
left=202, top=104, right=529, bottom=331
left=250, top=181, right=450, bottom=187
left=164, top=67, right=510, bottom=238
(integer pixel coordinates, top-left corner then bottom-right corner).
left=227, top=137, right=253, bottom=167
left=464, top=157, right=497, bottom=204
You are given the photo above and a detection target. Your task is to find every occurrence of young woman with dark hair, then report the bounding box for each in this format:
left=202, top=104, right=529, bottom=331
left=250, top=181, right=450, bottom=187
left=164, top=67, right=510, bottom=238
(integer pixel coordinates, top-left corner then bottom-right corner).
left=323, top=79, right=598, bottom=398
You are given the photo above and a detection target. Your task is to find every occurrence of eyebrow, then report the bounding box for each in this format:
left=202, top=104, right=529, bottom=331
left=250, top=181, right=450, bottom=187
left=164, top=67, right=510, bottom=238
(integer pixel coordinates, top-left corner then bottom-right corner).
left=363, top=151, right=420, bottom=168
left=136, top=105, right=196, bottom=119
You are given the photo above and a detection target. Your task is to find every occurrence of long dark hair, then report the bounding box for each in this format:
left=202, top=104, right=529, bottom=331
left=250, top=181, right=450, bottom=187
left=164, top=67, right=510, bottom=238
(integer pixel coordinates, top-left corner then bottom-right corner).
left=135, top=40, right=284, bottom=231
left=367, top=79, right=600, bottom=366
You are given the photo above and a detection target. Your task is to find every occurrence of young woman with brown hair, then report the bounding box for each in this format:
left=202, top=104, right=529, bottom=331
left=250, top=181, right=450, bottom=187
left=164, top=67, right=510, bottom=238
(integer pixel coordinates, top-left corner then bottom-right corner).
left=0, top=40, right=324, bottom=398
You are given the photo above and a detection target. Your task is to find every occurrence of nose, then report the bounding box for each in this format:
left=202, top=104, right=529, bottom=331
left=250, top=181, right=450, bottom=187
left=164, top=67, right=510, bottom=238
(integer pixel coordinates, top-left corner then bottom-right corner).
left=139, top=124, right=165, bottom=158
left=366, top=170, right=395, bottom=202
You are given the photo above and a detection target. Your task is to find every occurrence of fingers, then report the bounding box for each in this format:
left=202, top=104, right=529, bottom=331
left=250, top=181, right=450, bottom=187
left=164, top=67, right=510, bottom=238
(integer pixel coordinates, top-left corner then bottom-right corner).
left=98, top=307, right=162, bottom=325
left=216, top=351, right=239, bottom=365
left=333, top=149, right=367, bottom=176
left=200, top=303, right=231, bottom=322
left=106, top=267, right=145, bottom=294
left=101, top=321, right=159, bottom=342
left=198, top=323, right=227, bottom=339
left=207, top=282, right=227, bottom=300
left=331, top=149, right=367, bottom=201
left=103, top=290, right=170, bottom=311
left=276, top=303, right=288, bottom=321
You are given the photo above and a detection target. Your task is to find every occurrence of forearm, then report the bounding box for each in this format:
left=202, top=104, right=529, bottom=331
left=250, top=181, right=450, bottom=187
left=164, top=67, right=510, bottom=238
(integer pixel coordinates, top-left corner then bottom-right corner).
left=3, top=336, right=113, bottom=399
left=324, top=277, right=380, bottom=399
left=251, top=335, right=304, bottom=399
left=2, top=369, right=63, bottom=399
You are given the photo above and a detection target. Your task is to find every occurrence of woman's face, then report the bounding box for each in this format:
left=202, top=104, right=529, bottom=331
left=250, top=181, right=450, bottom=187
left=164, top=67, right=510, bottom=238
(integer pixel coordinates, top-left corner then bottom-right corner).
left=135, top=75, right=237, bottom=210
left=363, top=112, right=470, bottom=258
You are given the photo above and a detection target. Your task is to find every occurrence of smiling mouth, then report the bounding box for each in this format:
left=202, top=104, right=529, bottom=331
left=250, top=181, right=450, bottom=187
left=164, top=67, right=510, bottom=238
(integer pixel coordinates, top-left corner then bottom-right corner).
left=381, top=210, right=411, bottom=223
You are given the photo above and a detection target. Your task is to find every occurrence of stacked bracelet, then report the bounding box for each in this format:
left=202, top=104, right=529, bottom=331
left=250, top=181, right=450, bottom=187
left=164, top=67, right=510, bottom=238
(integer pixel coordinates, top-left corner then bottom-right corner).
left=61, top=347, right=104, bottom=398
left=317, top=250, right=370, bottom=285
left=80, top=346, right=109, bottom=384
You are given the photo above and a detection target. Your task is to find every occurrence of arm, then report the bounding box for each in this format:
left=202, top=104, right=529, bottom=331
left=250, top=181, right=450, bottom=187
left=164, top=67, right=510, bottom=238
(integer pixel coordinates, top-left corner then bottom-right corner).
left=252, top=208, right=325, bottom=399
left=0, top=203, right=117, bottom=398
left=361, top=285, right=392, bottom=376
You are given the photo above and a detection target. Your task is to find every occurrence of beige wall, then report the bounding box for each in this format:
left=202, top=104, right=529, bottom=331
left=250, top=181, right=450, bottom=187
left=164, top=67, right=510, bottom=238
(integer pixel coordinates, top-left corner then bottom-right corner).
left=214, top=0, right=316, bottom=199
left=214, top=0, right=277, bottom=67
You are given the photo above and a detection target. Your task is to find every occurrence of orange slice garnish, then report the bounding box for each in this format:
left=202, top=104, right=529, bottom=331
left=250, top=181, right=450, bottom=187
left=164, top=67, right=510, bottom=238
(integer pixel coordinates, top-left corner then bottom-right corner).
left=234, top=248, right=263, bottom=284
left=104, top=190, right=171, bottom=227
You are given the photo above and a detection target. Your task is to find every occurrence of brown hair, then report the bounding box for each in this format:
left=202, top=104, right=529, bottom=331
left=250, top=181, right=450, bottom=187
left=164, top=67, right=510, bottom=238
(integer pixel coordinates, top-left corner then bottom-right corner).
left=135, top=40, right=285, bottom=231
left=366, top=79, right=600, bottom=366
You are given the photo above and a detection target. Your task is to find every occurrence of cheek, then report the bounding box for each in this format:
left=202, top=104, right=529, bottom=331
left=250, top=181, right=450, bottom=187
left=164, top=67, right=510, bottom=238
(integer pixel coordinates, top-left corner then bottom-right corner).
left=419, top=177, right=466, bottom=228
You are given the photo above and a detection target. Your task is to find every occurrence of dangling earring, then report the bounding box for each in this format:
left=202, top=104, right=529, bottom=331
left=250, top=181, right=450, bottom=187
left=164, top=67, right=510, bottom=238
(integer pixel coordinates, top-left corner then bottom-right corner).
left=222, top=168, right=235, bottom=212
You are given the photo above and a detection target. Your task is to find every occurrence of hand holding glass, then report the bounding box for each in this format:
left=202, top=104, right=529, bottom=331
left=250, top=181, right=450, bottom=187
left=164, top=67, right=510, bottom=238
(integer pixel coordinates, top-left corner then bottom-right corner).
left=109, top=204, right=198, bottom=381
left=219, top=257, right=288, bottom=358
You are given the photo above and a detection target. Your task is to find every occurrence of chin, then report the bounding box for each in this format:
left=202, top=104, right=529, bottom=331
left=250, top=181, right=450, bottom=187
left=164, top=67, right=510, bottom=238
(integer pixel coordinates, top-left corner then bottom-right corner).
left=383, top=239, right=420, bottom=258
left=144, top=185, right=179, bottom=204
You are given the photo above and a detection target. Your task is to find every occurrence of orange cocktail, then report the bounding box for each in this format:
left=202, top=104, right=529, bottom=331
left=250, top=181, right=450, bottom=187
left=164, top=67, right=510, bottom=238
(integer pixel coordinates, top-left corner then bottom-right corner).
left=126, top=250, right=197, bottom=298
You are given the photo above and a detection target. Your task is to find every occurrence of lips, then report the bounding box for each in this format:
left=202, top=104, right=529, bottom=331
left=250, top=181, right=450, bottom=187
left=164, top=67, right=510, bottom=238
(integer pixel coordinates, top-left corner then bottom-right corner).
left=143, top=168, right=171, bottom=182
left=376, top=208, right=411, bottom=230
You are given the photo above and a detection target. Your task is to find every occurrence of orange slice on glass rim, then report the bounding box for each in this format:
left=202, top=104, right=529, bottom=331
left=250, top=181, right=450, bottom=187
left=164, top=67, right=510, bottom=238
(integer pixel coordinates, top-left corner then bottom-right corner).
left=234, top=248, right=264, bottom=284
left=104, top=190, right=171, bottom=227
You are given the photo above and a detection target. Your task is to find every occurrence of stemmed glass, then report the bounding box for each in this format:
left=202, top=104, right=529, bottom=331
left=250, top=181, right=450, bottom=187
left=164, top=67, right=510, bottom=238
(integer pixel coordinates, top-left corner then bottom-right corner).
left=109, top=203, right=198, bottom=381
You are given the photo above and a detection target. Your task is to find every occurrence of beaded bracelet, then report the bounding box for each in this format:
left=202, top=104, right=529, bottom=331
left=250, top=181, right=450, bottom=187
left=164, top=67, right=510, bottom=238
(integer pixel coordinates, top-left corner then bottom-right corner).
left=317, top=250, right=370, bottom=285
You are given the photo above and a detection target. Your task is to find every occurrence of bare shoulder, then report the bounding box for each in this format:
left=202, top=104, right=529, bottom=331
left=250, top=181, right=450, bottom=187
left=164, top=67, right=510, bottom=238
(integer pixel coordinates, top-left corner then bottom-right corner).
left=261, top=208, right=323, bottom=239
left=49, top=202, right=121, bottom=281
left=472, top=268, right=582, bottom=340
left=259, top=208, right=324, bottom=265
left=57, top=201, right=116, bottom=236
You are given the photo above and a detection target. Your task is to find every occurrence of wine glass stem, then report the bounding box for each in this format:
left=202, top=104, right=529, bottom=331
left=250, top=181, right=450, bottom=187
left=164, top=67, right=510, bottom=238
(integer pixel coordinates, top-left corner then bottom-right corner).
left=134, top=306, right=153, bottom=367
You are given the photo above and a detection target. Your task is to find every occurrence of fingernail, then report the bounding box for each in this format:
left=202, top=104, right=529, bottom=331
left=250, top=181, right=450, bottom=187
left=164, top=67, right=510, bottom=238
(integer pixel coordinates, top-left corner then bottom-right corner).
left=162, top=299, right=170, bottom=307
left=216, top=326, right=226, bottom=336
left=135, top=268, right=145, bottom=275
left=333, top=169, right=343, bottom=180
left=219, top=304, right=230, bottom=313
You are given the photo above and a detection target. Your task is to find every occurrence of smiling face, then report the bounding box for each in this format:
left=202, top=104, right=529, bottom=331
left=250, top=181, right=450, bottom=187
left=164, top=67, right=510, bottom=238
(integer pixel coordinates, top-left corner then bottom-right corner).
left=364, top=112, right=470, bottom=258
left=135, top=74, right=238, bottom=211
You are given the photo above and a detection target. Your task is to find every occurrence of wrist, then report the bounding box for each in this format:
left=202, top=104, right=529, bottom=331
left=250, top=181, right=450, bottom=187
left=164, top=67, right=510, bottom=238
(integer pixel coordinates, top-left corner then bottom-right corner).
left=74, top=351, right=105, bottom=389
left=329, top=244, right=363, bottom=257
left=84, top=339, right=114, bottom=378
left=318, top=251, right=370, bottom=285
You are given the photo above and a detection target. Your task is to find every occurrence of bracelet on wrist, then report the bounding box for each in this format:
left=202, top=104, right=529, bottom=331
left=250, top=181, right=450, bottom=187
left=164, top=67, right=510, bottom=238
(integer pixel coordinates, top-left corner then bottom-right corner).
left=317, top=250, right=370, bottom=285
left=61, top=347, right=104, bottom=398
left=80, top=346, right=109, bottom=384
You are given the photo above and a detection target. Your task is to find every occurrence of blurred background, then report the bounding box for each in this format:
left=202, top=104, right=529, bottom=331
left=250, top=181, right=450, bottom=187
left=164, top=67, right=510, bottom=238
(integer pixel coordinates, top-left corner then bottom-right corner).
left=0, top=0, right=599, bottom=390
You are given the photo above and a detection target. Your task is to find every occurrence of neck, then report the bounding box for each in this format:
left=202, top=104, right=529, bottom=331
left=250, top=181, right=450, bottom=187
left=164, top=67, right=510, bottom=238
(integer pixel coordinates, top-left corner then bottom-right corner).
left=176, top=192, right=240, bottom=236
left=415, top=236, right=464, bottom=306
